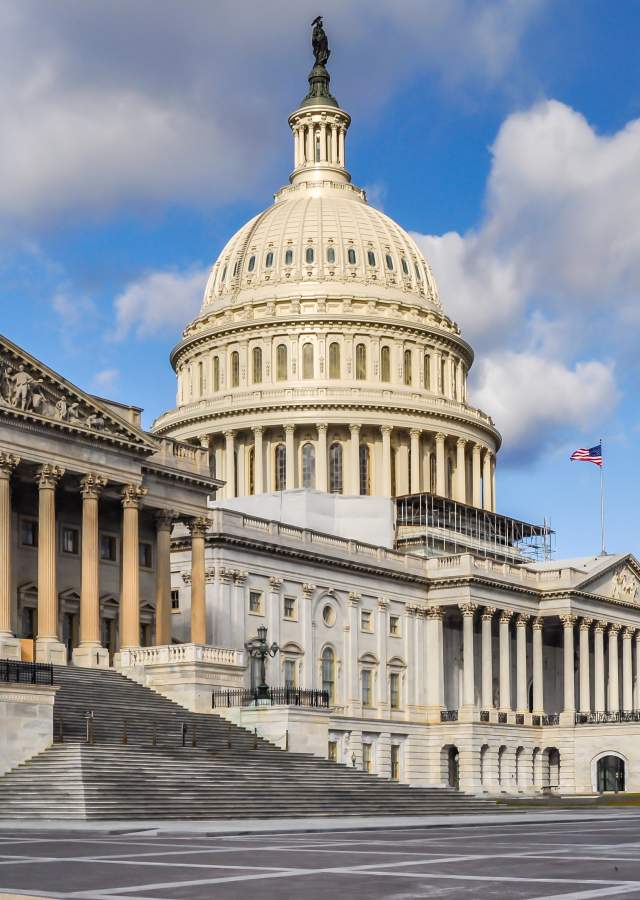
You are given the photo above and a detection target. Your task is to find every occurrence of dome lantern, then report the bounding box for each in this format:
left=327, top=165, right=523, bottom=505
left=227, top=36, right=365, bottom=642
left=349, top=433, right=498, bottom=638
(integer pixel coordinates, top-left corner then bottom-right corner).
left=288, top=17, right=351, bottom=187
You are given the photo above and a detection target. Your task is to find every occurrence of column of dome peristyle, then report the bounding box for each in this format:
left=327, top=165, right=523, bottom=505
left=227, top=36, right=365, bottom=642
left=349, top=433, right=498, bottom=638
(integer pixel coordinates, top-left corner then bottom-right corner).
left=0, top=453, right=20, bottom=660
left=72, top=473, right=110, bottom=669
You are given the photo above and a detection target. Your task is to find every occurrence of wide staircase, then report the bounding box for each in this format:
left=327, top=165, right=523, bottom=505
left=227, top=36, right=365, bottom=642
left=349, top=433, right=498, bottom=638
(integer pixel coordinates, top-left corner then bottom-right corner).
left=0, top=666, right=496, bottom=820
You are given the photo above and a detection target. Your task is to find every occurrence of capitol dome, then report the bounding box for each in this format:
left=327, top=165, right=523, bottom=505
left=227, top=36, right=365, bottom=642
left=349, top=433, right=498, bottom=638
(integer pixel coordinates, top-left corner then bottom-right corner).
left=153, top=36, right=500, bottom=508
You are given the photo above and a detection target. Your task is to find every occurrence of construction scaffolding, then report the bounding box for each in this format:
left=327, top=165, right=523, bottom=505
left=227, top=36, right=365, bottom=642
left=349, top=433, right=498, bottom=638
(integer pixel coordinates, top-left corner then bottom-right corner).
left=395, top=492, right=554, bottom=563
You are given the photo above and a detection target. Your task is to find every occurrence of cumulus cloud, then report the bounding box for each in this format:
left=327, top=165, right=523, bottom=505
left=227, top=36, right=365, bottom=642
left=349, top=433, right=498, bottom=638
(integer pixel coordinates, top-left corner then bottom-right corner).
left=0, top=0, right=544, bottom=224
left=113, top=267, right=207, bottom=340
left=413, top=99, right=640, bottom=462
left=92, top=368, right=119, bottom=391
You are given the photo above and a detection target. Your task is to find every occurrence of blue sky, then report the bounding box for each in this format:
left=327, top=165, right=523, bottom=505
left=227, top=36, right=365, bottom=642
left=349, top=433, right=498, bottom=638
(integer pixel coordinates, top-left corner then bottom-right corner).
left=1, top=1, right=638, bottom=559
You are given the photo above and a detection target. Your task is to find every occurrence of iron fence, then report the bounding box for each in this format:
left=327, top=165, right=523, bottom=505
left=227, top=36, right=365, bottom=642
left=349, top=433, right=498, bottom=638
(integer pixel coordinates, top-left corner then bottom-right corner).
left=212, top=686, right=329, bottom=709
left=440, top=709, right=458, bottom=722
left=0, top=659, right=53, bottom=685
left=575, top=711, right=640, bottom=724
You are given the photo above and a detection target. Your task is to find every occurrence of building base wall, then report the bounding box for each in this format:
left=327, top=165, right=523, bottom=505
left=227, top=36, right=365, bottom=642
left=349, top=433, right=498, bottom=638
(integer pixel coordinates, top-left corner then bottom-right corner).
left=0, top=683, right=59, bottom=776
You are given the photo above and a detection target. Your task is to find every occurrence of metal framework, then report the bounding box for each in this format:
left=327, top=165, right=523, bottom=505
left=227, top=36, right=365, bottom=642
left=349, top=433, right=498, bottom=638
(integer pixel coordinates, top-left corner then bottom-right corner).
left=0, top=660, right=54, bottom=685
left=395, top=492, right=554, bottom=563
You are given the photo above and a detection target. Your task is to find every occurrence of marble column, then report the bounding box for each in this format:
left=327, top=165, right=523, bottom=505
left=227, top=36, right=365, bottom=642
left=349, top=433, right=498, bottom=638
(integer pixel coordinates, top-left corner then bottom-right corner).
left=491, top=456, right=497, bottom=512
left=499, top=609, right=512, bottom=712
left=635, top=631, right=640, bottom=712
left=330, top=124, right=338, bottom=163
left=472, top=443, right=482, bottom=507
left=425, top=606, right=444, bottom=720
left=561, top=615, right=576, bottom=716
left=594, top=622, right=606, bottom=713
left=0, top=453, right=20, bottom=660
left=404, top=605, right=417, bottom=709
left=285, top=424, right=295, bottom=490
left=410, top=429, right=420, bottom=493
left=579, top=618, right=592, bottom=713
left=349, top=424, right=360, bottom=495
left=461, top=602, right=477, bottom=710
left=622, top=627, right=633, bottom=713
left=268, top=576, right=283, bottom=650
left=532, top=617, right=544, bottom=714
left=154, top=511, right=174, bottom=647
left=73, top=473, right=109, bottom=668
left=338, top=126, right=345, bottom=166
left=317, top=423, right=328, bottom=492
left=435, top=432, right=446, bottom=497
left=217, top=568, right=233, bottom=647
left=224, top=430, right=235, bottom=499
left=189, top=517, right=208, bottom=645
left=253, top=426, right=264, bottom=494
left=481, top=606, right=495, bottom=710
left=377, top=599, right=389, bottom=709
left=119, top=484, right=147, bottom=650
left=608, top=624, right=620, bottom=713
left=381, top=425, right=392, bottom=497
left=455, top=438, right=467, bottom=503
left=515, top=614, right=529, bottom=714
left=301, top=583, right=315, bottom=690
left=35, top=465, right=67, bottom=663
left=482, top=450, right=492, bottom=512
left=347, top=592, right=361, bottom=706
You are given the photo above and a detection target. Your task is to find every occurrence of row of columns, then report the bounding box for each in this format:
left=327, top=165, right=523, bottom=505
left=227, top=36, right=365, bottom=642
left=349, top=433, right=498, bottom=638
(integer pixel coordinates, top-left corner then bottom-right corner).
left=0, top=453, right=209, bottom=665
left=567, top=616, right=640, bottom=715
left=293, top=121, right=346, bottom=169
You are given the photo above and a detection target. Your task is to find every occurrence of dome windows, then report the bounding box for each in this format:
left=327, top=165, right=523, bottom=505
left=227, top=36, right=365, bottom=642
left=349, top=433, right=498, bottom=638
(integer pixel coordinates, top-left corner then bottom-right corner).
left=367, top=250, right=376, bottom=267
left=265, top=251, right=274, bottom=268
left=302, top=342, right=314, bottom=379
left=329, top=443, right=343, bottom=494
left=359, top=444, right=371, bottom=496
left=213, top=356, right=220, bottom=392
left=233, top=260, right=241, bottom=278
left=247, top=255, right=256, bottom=273
left=230, top=351, right=240, bottom=388
left=326, top=246, right=336, bottom=264
left=355, top=343, right=367, bottom=380
left=221, top=264, right=228, bottom=284
left=414, top=262, right=422, bottom=281
left=305, top=246, right=315, bottom=265
left=329, top=342, right=341, bottom=378
left=423, top=353, right=431, bottom=390
left=276, top=344, right=288, bottom=381
left=380, top=346, right=391, bottom=383
left=302, top=442, right=316, bottom=488
left=252, top=347, right=262, bottom=384
left=403, top=349, right=412, bottom=386
left=347, top=248, right=357, bottom=265
left=284, top=249, right=293, bottom=266
left=401, top=257, right=409, bottom=276
left=274, top=444, right=286, bottom=491
left=385, top=254, right=394, bottom=271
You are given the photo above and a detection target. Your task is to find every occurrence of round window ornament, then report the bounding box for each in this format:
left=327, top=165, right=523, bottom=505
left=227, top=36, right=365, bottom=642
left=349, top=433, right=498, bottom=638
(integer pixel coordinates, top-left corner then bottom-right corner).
left=322, top=604, right=336, bottom=626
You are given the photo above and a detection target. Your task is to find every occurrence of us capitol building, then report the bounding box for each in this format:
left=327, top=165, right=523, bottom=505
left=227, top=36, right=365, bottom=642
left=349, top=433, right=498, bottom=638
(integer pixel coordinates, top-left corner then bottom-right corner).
left=1, top=22, right=639, bottom=800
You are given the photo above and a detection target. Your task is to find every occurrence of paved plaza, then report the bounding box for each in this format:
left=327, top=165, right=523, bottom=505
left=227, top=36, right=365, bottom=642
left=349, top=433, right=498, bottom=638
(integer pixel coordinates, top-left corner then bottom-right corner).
left=2, top=814, right=640, bottom=899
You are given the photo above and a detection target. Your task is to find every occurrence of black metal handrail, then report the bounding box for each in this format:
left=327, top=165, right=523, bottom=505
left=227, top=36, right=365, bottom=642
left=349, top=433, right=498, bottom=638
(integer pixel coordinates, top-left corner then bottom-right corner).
left=0, top=659, right=53, bottom=685
left=212, top=686, right=329, bottom=709
left=480, top=710, right=490, bottom=722
left=542, top=714, right=560, bottom=726
left=440, top=709, right=458, bottom=722
left=575, top=710, right=640, bottom=724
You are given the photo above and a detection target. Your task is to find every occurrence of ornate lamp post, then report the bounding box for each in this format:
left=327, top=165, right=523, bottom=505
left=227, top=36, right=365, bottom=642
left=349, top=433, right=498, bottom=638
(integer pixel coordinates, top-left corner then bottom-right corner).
left=244, top=625, right=279, bottom=703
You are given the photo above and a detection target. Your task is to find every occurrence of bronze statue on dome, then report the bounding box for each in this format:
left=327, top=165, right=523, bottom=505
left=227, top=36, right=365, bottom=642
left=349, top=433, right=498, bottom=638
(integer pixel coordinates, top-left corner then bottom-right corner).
left=311, top=16, right=330, bottom=67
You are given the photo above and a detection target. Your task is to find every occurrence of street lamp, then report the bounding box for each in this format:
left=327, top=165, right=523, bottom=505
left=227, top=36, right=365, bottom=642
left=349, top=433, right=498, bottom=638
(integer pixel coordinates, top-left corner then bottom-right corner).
left=244, top=625, right=279, bottom=703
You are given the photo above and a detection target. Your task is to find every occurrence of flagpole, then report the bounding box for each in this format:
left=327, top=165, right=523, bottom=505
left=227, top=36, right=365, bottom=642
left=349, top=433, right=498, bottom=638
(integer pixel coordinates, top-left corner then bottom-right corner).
left=600, top=437, right=606, bottom=556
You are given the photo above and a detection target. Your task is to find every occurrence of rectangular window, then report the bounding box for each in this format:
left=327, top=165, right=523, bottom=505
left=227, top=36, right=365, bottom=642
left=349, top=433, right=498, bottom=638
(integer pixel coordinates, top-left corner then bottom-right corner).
left=61, top=526, right=79, bottom=555
left=139, top=542, right=153, bottom=569
left=390, top=672, right=400, bottom=709
left=390, top=744, right=400, bottom=781
left=284, top=659, right=296, bottom=688
left=249, top=591, right=263, bottom=614
left=360, top=610, right=372, bottom=632
left=283, top=596, right=296, bottom=619
left=20, top=518, right=38, bottom=548
left=100, top=533, right=117, bottom=562
left=328, top=740, right=338, bottom=763
left=361, top=669, right=372, bottom=707
left=171, top=589, right=180, bottom=612
left=389, top=615, right=400, bottom=636
left=362, top=742, right=372, bottom=773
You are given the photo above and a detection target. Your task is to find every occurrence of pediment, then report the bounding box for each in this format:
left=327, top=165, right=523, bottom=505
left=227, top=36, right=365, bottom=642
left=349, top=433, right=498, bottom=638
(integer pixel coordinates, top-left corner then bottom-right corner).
left=0, top=334, right=156, bottom=453
left=580, top=556, right=640, bottom=605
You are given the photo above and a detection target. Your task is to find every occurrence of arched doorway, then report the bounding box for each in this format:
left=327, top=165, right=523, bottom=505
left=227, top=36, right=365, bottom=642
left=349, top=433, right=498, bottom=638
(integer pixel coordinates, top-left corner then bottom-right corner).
left=597, top=755, right=625, bottom=793
left=446, top=746, right=459, bottom=789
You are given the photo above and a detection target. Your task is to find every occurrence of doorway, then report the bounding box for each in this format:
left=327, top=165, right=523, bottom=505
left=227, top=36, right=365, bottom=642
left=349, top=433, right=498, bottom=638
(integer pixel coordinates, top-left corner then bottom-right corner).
left=597, top=755, right=625, bottom=793
left=447, top=746, right=459, bottom=789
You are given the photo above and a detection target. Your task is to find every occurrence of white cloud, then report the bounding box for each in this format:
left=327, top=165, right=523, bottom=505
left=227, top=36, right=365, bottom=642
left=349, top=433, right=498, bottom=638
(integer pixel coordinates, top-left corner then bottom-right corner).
left=51, top=288, right=96, bottom=328
left=92, top=368, right=119, bottom=391
left=413, top=99, right=640, bottom=461
left=113, top=267, right=207, bottom=340
left=0, top=1, right=545, bottom=224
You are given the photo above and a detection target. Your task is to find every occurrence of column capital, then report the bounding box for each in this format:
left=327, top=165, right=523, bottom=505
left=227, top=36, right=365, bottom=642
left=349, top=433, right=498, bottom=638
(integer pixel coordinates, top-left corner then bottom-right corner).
left=377, top=597, right=389, bottom=610
left=435, top=432, right=446, bottom=444
left=155, top=509, right=176, bottom=532
left=181, top=571, right=192, bottom=585
left=302, top=583, right=316, bottom=597
left=426, top=605, right=443, bottom=620
left=609, top=623, right=622, bottom=635
left=381, top=424, right=392, bottom=436
left=532, top=615, right=544, bottom=630
left=473, top=442, right=483, bottom=453
left=460, top=602, right=477, bottom=618
left=580, top=616, right=594, bottom=630
left=457, top=437, right=468, bottom=448
left=349, top=423, right=360, bottom=436
left=253, top=425, right=264, bottom=436
left=80, top=472, right=108, bottom=500
left=269, top=576, right=283, bottom=590
left=560, top=614, right=577, bottom=627
left=188, top=516, right=210, bottom=538
left=623, top=626, right=635, bottom=640
left=482, top=606, right=497, bottom=620
left=317, top=422, right=329, bottom=433
left=515, top=612, right=530, bottom=627
left=217, top=567, right=234, bottom=584
left=223, top=429, right=236, bottom=440
left=233, top=570, right=248, bottom=585
left=404, top=603, right=418, bottom=617
left=0, top=452, right=20, bottom=477
left=499, top=608, right=513, bottom=624
left=409, top=428, right=421, bottom=439
left=121, top=483, right=147, bottom=509
left=284, top=424, right=295, bottom=435
left=347, top=590, right=361, bottom=605
left=36, top=464, right=65, bottom=489
left=594, top=620, right=607, bottom=634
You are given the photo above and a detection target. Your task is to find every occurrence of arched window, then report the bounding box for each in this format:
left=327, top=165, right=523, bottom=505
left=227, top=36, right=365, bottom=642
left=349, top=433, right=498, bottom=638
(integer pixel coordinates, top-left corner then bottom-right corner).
left=414, top=262, right=422, bottom=281
left=329, top=442, right=343, bottom=494
left=232, top=260, right=240, bottom=277
left=355, top=343, right=366, bottom=380
left=322, top=646, right=335, bottom=703
left=252, top=347, right=262, bottom=384
left=284, top=248, right=293, bottom=265
left=440, top=356, right=446, bottom=394
left=326, top=246, right=335, bottom=264
left=347, top=247, right=356, bottom=265
left=213, top=356, right=220, bottom=391
left=231, top=351, right=240, bottom=388
left=385, top=254, right=394, bottom=270
left=276, top=344, right=287, bottom=381
left=274, top=444, right=286, bottom=491
left=403, top=349, right=412, bottom=386
left=401, top=257, right=409, bottom=275
left=221, top=264, right=228, bottom=284
left=380, top=346, right=390, bottom=382
left=423, top=353, right=431, bottom=390
left=247, top=255, right=256, bottom=272
left=359, top=444, right=371, bottom=496
left=302, top=342, right=314, bottom=379
left=302, top=443, right=316, bottom=489
left=329, top=342, right=340, bottom=379
left=367, top=250, right=376, bottom=267
left=265, top=251, right=274, bottom=268
left=248, top=447, right=255, bottom=496
left=198, top=361, right=204, bottom=396
left=315, top=133, right=321, bottom=162
left=305, top=246, right=315, bottom=264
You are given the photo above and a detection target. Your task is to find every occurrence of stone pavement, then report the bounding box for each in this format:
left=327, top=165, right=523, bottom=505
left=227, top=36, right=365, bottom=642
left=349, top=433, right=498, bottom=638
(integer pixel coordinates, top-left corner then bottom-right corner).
left=2, top=813, right=640, bottom=898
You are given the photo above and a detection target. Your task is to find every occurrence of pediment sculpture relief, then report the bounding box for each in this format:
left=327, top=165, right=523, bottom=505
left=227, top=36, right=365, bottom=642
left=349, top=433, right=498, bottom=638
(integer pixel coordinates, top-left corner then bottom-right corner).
left=610, top=566, right=640, bottom=603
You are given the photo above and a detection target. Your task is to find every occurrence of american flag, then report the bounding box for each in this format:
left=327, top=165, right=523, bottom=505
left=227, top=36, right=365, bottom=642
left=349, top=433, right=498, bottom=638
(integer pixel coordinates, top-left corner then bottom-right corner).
left=570, top=444, right=603, bottom=467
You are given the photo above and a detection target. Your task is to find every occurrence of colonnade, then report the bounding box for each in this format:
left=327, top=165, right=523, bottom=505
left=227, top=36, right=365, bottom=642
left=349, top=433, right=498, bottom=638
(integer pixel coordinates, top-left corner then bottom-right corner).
left=212, top=424, right=496, bottom=508
left=0, top=453, right=209, bottom=665
left=292, top=120, right=346, bottom=169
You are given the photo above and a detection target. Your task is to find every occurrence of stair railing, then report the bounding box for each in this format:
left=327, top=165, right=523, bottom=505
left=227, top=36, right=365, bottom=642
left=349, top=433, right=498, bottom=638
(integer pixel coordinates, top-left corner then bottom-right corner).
left=192, top=723, right=197, bottom=748
left=84, top=711, right=95, bottom=745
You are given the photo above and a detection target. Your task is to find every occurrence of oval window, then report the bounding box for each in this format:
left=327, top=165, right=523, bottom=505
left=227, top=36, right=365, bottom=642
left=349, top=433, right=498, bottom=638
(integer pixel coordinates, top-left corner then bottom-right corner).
left=265, top=251, right=274, bottom=268
left=401, top=257, right=409, bottom=275
left=385, top=254, right=394, bottom=271
left=347, top=248, right=356, bottom=265
left=305, top=246, right=315, bottom=264
left=247, top=255, right=256, bottom=272
left=285, top=249, right=293, bottom=265
left=322, top=605, right=336, bottom=626
left=326, top=246, right=336, bottom=264
left=367, top=250, right=376, bottom=266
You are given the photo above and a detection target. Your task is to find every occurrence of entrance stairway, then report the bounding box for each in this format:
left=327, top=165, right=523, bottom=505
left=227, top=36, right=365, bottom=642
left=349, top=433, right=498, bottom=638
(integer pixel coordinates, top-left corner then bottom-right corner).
left=0, top=666, right=496, bottom=820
